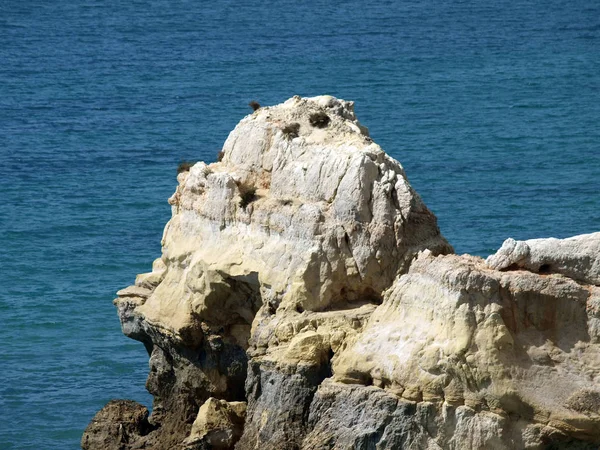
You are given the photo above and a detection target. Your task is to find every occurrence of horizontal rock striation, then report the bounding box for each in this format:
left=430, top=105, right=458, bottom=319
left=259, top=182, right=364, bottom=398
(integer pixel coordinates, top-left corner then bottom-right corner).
left=331, top=251, right=600, bottom=448
left=84, top=96, right=599, bottom=450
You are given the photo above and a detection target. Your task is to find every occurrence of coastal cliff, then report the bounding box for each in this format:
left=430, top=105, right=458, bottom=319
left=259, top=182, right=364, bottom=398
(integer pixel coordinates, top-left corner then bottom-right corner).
left=83, top=96, right=600, bottom=450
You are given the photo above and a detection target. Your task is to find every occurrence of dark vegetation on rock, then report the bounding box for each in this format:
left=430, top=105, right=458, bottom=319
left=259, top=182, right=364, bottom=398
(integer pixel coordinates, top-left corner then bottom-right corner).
left=281, top=122, right=300, bottom=139
left=177, top=161, right=197, bottom=174
left=308, top=111, right=330, bottom=128
left=236, top=181, right=257, bottom=208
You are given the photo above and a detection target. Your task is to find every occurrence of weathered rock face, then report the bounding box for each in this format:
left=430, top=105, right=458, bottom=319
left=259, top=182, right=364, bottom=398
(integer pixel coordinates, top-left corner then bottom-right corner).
left=81, top=400, right=152, bottom=450
left=331, top=251, right=600, bottom=448
left=182, top=398, right=246, bottom=449
left=86, top=96, right=600, bottom=450
left=486, top=233, right=600, bottom=285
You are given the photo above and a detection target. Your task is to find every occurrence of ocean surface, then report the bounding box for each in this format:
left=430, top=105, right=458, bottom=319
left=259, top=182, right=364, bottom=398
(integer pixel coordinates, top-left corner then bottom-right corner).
left=0, top=0, right=598, bottom=448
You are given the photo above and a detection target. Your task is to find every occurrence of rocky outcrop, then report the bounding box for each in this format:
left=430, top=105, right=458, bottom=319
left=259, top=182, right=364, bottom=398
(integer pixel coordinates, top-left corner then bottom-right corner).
left=330, top=251, right=600, bottom=448
left=486, top=233, right=600, bottom=285
left=85, top=96, right=600, bottom=450
left=182, top=398, right=246, bottom=449
left=81, top=400, right=152, bottom=450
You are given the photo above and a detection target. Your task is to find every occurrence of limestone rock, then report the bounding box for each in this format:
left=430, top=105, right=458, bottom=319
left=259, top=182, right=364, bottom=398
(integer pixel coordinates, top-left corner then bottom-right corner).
left=332, top=250, right=600, bottom=447
left=304, top=380, right=599, bottom=450
left=86, top=96, right=451, bottom=450
left=486, top=233, right=600, bottom=285
left=139, top=94, right=451, bottom=343
left=237, top=303, right=376, bottom=449
left=304, top=381, right=507, bottom=450
left=81, top=400, right=151, bottom=450
left=183, top=398, right=246, bottom=449
left=85, top=96, right=600, bottom=450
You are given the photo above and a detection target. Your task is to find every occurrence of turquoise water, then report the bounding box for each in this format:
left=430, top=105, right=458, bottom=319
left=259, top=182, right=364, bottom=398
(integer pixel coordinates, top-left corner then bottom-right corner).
left=1, top=1, right=598, bottom=448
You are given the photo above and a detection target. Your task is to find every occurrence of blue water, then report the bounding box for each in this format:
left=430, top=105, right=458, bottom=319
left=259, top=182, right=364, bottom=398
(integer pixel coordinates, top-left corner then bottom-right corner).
left=0, top=1, right=598, bottom=448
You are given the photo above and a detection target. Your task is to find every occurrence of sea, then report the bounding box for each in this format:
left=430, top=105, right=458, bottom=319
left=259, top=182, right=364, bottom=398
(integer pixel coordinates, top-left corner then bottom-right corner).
left=0, top=0, right=598, bottom=448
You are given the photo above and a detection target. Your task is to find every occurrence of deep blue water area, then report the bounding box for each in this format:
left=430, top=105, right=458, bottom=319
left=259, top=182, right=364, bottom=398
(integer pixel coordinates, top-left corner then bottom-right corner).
left=1, top=0, right=598, bottom=448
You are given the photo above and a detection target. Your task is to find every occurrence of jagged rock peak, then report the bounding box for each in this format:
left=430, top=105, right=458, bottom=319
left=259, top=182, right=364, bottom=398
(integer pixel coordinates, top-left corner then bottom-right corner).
left=137, top=95, right=452, bottom=342
left=97, top=96, right=452, bottom=450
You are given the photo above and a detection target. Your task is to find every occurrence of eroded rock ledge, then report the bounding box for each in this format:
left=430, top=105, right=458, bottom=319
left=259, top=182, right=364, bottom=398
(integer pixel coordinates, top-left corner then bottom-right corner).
left=83, top=96, right=600, bottom=450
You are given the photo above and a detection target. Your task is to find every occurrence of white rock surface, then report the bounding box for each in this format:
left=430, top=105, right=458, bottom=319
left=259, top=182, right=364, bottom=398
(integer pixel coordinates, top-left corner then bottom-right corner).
left=131, top=95, right=451, bottom=342
left=486, top=233, right=600, bottom=285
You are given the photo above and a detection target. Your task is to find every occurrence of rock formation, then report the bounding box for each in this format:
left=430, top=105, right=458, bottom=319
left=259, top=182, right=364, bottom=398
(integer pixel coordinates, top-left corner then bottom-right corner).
left=486, top=233, right=600, bottom=286
left=84, top=96, right=600, bottom=450
left=82, top=400, right=152, bottom=450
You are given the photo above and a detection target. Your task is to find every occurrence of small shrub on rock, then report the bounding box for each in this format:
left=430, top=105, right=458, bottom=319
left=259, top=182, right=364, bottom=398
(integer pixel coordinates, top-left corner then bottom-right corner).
left=309, top=111, right=330, bottom=128
left=237, top=181, right=257, bottom=208
left=177, top=161, right=196, bottom=174
left=281, top=122, right=300, bottom=139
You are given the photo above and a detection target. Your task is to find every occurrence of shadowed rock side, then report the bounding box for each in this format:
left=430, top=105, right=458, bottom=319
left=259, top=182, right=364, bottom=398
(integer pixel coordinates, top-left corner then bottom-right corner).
left=84, top=97, right=599, bottom=449
left=82, top=400, right=153, bottom=450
